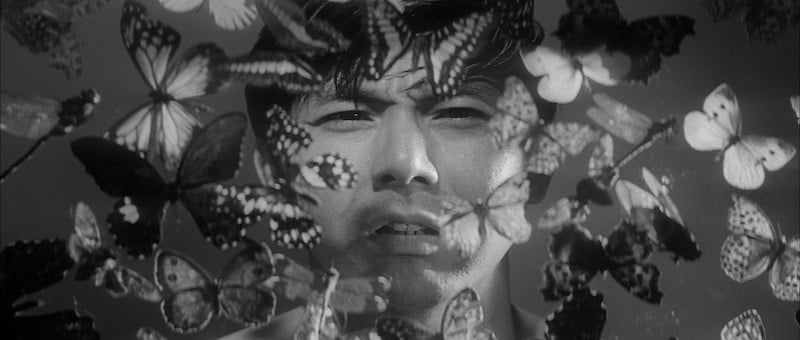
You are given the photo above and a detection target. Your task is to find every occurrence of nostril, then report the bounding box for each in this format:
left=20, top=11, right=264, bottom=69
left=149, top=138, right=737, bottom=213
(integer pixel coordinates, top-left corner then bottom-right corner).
left=379, top=174, right=396, bottom=185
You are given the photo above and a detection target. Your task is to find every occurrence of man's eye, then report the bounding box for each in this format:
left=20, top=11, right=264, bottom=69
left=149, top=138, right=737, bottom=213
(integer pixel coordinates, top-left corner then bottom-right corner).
left=433, top=107, right=491, bottom=121
left=311, top=110, right=373, bottom=126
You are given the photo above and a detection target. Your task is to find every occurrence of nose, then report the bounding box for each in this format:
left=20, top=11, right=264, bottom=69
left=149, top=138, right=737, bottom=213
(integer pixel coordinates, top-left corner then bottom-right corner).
left=370, top=110, right=439, bottom=193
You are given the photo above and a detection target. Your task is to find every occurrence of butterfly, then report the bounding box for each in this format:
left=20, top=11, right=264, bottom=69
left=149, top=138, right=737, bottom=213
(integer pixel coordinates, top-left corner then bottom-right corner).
left=684, top=83, right=796, bottom=190
left=137, top=327, right=168, bottom=340
left=155, top=239, right=277, bottom=333
left=720, top=309, right=765, bottom=340
left=158, top=0, right=258, bottom=30
left=720, top=195, right=800, bottom=302
left=256, top=0, right=351, bottom=54
left=264, top=253, right=390, bottom=315
left=68, top=201, right=163, bottom=302
left=437, top=173, right=531, bottom=258
left=217, top=51, right=325, bottom=94
left=0, top=89, right=100, bottom=184
left=545, top=287, right=607, bottom=340
left=255, top=104, right=358, bottom=249
left=614, top=167, right=702, bottom=263
left=1, top=238, right=101, bottom=340
left=376, top=287, right=497, bottom=340
left=541, top=223, right=663, bottom=304
left=106, top=0, right=228, bottom=171
left=791, top=94, right=799, bottom=124
left=702, top=0, right=800, bottom=44
left=73, top=112, right=269, bottom=258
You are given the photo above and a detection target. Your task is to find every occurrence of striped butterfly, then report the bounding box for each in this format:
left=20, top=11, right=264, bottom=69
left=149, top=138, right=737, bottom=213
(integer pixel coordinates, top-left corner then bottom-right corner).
left=1, top=238, right=101, bottom=340
left=68, top=201, right=163, bottom=302
left=106, top=1, right=228, bottom=171
left=73, top=113, right=270, bottom=258
left=720, top=309, right=765, bottom=340
left=158, top=0, right=258, bottom=30
left=155, top=239, right=277, bottom=333
left=255, top=105, right=358, bottom=249
left=0, top=89, right=99, bottom=184
left=256, top=0, right=351, bottom=54
left=376, top=287, right=496, bottom=340
left=614, top=168, right=702, bottom=263
left=437, top=173, right=531, bottom=258
left=703, top=0, right=800, bottom=44
left=721, top=195, right=799, bottom=302
left=545, top=287, right=607, bottom=340
left=540, top=223, right=663, bottom=305
left=217, top=51, right=325, bottom=94
left=684, top=83, right=796, bottom=190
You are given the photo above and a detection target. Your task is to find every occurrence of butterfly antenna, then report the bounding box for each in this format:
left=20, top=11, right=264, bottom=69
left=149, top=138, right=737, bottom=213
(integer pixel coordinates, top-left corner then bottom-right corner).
left=0, top=134, right=52, bottom=184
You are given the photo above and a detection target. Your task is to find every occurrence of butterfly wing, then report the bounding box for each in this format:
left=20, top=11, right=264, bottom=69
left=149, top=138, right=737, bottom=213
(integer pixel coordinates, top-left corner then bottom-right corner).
left=491, top=76, right=540, bottom=149
left=207, top=0, right=257, bottom=30
left=364, top=0, right=413, bottom=80
left=546, top=122, right=600, bottom=156
left=155, top=249, right=217, bottom=334
left=720, top=234, right=773, bottom=283
left=608, top=262, right=663, bottom=304
left=441, top=288, right=494, bottom=340
left=183, top=184, right=273, bottom=250
left=176, top=112, right=247, bottom=187
left=220, top=52, right=324, bottom=93
left=162, top=43, right=228, bottom=100
left=486, top=174, right=531, bottom=244
left=424, top=10, right=497, bottom=97
left=769, top=238, right=800, bottom=301
left=120, top=0, right=181, bottom=91
left=521, top=46, right=583, bottom=104
left=617, top=16, right=695, bottom=83
left=217, top=240, right=277, bottom=326
left=740, top=135, right=797, bottom=171
left=71, top=137, right=166, bottom=197
left=257, top=0, right=340, bottom=54
left=701, top=0, right=750, bottom=23
left=439, top=194, right=483, bottom=258
left=682, top=111, right=732, bottom=151
left=105, top=265, right=163, bottom=302
left=0, top=92, right=60, bottom=139
left=614, top=180, right=660, bottom=218
left=641, top=167, right=683, bottom=224
left=375, top=317, right=435, bottom=340
left=158, top=0, right=204, bottom=12
left=269, top=198, right=324, bottom=249
left=107, top=195, right=167, bottom=259
left=493, top=0, right=543, bottom=42
left=745, top=1, right=789, bottom=43
left=588, top=134, right=614, bottom=178
left=329, top=276, right=391, bottom=314
left=536, top=197, right=588, bottom=231
left=728, top=195, right=777, bottom=241
left=545, top=287, right=607, bottom=340
left=721, top=309, right=766, bottom=340
left=300, top=153, right=358, bottom=190
left=588, top=93, right=652, bottom=145
left=703, top=83, right=741, bottom=136
left=723, top=144, right=766, bottom=190
left=70, top=202, right=103, bottom=261
left=0, top=239, right=75, bottom=307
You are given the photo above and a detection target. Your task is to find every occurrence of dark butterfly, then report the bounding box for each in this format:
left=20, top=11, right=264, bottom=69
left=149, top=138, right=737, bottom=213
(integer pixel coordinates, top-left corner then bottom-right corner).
left=484, top=0, right=545, bottom=42
left=376, top=287, right=497, bottom=339
left=255, top=104, right=358, bottom=249
left=1, top=238, right=100, bottom=340
left=541, top=223, right=663, bottom=304
left=703, top=0, right=799, bottom=43
left=1, top=9, right=80, bottom=77
left=554, top=0, right=695, bottom=83
left=105, top=0, right=228, bottom=171
left=68, top=201, right=163, bottom=302
left=155, top=238, right=276, bottom=333
left=73, top=112, right=269, bottom=258
left=545, top=287, right=607, bottom=340
left=216, top=51, right=325, bottom=94
left=614, top=168, right=702, bottom=263
left=256, top=0, right=351, bottom=54
left=1, top=89, right=100, bottom=184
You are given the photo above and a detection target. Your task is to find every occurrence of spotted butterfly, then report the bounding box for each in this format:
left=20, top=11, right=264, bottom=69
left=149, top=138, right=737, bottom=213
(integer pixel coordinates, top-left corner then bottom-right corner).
left=438, top=173, right=531, bottom=258
left=73, top=112, right=269, bottom=258
left=721, top=309, right=766, bottom=340
left=1, top=11, right=82, bottom=77
left=541, top=223, right=663, bottom=304
left=67, top=201, right=163, bottom=302
left=256, top=0, right=351, bottom=54
left=684, top=83, right=796, bottom=190
left=545, top=287, right=607, bottom=340
left=105, top=1, right=228, bottom=171
left=721, top=195, right=799, bottom=302
left=376, top=287, right=496, bottom=340
left=0, top=89, right=100, bottom=184
left=217, top=51, right=325, bottom=94
left=1, top=238, right=101, bottom=340
left=614, top=167, right=702, bottom=263
left=158, top=0, right=258, bottom=30
left=703, top=0, right=800, bottom=44
left=255, top=105, right=358, bottom=249
left=155, top=239, right=276, bottom=333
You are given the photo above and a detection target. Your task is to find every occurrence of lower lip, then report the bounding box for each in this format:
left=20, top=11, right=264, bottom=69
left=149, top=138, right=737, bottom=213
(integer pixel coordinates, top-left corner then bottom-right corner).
left=367, top=234, right=440, bottom=256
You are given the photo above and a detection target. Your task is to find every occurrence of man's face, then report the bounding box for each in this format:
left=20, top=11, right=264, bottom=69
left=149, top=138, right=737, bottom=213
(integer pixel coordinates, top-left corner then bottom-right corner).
left=274, top=54, right=523, bottom=311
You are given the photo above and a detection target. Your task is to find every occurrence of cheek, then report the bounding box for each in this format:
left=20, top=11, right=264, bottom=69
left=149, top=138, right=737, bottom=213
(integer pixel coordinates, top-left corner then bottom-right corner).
left=435, top=137, right=524, bottom=200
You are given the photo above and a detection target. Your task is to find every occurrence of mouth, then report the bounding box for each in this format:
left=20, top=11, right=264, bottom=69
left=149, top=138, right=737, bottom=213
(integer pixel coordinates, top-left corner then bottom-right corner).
left=363, top=210, right=442, bottom=256
left=374, top=223, right=439, bottom=236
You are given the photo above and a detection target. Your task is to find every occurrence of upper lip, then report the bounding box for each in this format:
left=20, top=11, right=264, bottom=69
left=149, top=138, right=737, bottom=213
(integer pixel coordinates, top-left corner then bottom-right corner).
left=362, top=207, right=442, bottom=235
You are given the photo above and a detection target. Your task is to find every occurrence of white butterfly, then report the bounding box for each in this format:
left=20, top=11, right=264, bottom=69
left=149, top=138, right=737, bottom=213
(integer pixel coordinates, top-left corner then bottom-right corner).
left=721, top=195, right=799, bottom=302
left=158, top=0, right=257, bottom=30
left=106, top=2, right=228, bottom=171
left=720, top=309, right=765, bottom=340
left=791, top=94, right=799, bottom=124
left=520, top=45, right=631, bottom=104
left=683, top=83, right=796, bottom=190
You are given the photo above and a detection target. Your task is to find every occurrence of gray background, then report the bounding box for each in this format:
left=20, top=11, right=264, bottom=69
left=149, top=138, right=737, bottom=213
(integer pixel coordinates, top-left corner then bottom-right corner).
left=1, top=1, right=798, bottom=339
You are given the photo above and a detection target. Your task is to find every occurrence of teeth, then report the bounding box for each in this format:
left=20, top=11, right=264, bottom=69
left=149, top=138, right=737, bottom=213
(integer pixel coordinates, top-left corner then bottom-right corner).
left=378, top=223, right=435, bottom=235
